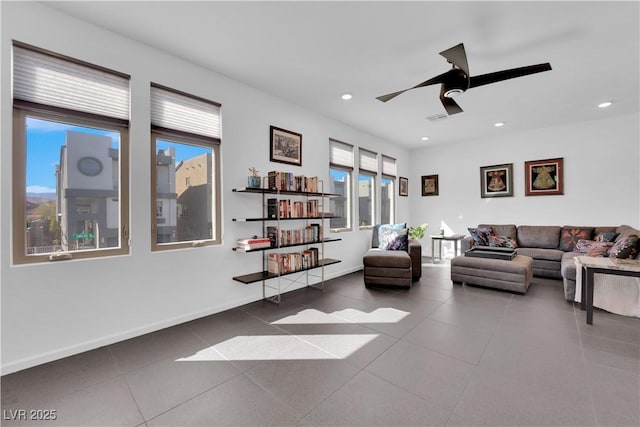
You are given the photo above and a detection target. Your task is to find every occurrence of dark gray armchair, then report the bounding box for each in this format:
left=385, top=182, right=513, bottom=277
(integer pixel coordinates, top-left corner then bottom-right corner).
left=363, top=224, right=422, bottom=288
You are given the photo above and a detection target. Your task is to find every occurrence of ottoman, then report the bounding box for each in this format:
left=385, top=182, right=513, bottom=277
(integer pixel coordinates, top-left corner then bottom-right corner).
left=450, top=254, right=534, bottom=294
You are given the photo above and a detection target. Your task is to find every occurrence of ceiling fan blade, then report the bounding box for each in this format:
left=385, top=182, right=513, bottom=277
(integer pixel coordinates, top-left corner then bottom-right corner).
left=376, top=72, right=448, bottom=102
left=439, top=86, right=463, bottom=115
left=469, top=63, right=552, bottom=89
left=439, top=43, right=469, bottom=76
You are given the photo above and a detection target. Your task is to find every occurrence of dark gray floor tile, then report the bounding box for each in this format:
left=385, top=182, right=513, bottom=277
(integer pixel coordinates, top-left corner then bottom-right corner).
left=586, top=361, right=640, bottom=425
left=245, top=359, right=359, bottom=418
left=449, top=365, right=596, bottom=426
left=242, top=297, right=310, bottom=323
left=428, top=301, right=504, bottom=334
left=300, top=371, right=451, bottom=426
left=108, top=323, right=207, bottom=374
left=580, top=333, right=640, bottom=374
left=124, top=352, right=242, bottom=419
left=578, top=312, right=640, bottom=346
left=2, top=376, right=144, bottom=427
left=1, top=346, right=120, bottom=409
left=402, top=318, right=494, bottom=364
left=146, top=374, right=299, bottom=426
left=366, top=339, right=474, bottom=412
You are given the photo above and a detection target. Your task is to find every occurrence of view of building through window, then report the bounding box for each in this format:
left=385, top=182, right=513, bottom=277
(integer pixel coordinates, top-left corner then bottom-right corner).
left=24, top=116, right=121, bottom=256
left=358, top=173, right=375, bottom=227
left=381, top=177, right=394, bottom=224
left=329, top=168, right=350, bottom=230
left=155, top=139, right=213, bottom=244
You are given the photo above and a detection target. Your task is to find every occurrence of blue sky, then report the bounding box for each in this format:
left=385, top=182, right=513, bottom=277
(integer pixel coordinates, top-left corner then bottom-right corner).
left=26, top=117, right=209, bottom=193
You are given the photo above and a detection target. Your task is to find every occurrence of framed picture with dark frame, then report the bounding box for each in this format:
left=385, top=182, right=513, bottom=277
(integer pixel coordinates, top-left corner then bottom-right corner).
left=421, top=174, right=439, bottom=196
left=399, top=177, right=408, bottom=196
left=525, top=157, right=564, bottom=196
left=270, top=126, right=302, bottom=166
left=480, top=163, right=513, bottom=198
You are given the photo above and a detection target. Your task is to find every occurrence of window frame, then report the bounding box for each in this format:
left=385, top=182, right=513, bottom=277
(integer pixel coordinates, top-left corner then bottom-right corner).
left=12, top=105, right=130, bottom=264
left=150, top=128, right=222, bottom=251
left=380, top=176, right=395, bottom=225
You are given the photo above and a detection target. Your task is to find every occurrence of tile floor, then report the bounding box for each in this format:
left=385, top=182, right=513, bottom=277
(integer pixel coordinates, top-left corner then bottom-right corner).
left=2, top=261, right=639, bottom=426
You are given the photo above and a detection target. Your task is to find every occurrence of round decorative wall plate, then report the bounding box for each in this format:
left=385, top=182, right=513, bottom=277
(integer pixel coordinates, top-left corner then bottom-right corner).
left=77, top=156, right=103, bottom=176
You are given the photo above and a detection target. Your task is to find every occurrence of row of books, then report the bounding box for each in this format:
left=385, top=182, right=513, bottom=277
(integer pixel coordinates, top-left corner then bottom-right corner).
left=267, top=171, right=319, bottom=193
left=266, top=224, right=322, bottom=247
left=267, top=199, right=319, bottom=219
left=267, top=248, right=319, bottom=275
left=235, top=237, right=271, bottom=252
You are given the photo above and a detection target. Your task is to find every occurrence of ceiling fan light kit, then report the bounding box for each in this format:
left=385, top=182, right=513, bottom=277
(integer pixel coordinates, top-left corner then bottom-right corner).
left=376, top=43, right=552, bottom=115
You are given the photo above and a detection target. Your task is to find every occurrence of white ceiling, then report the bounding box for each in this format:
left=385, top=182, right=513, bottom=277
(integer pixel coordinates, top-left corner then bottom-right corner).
left=45, top=1, right=639, bottom=148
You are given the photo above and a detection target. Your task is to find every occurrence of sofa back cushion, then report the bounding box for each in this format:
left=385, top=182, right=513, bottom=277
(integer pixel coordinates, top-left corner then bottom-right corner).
left=517, top=225, right=561, bottom=249
left=478, top=224, right=516, bottom=240
left=558, top=226, right=595, bottom=251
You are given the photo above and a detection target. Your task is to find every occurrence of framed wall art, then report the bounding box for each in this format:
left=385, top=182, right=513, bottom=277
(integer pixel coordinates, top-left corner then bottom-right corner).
left=399, top=177, right=408, bottom=196
left=421, top=174, right=439, bottom=196
left=525, top=157, right=564, bottom=196
left=270, top=126, right=302, bottom=166
left=480, top=163, right=513, bottom=198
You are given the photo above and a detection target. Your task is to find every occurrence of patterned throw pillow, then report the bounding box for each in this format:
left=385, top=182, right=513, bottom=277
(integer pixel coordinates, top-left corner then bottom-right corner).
left=468, top=226, right=493, bottom=246
left=378, top=226, right=408, bottom=251
left=593, top=231, right=619, bottom=242
left=574, top=239, right=614, bottom=257
left=558, top=227, right=595, bottom=252
left=608, top=235, right=640, bottom=259
left=488, top=235, right=518, bottom=249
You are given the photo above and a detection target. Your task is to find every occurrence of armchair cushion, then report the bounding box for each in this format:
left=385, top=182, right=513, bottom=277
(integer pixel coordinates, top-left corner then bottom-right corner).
left=378, top=227, right=408, bottom=251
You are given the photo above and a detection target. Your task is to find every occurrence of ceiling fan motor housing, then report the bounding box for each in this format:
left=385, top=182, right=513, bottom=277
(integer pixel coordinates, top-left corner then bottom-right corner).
left=443, top=68, right=469, bottom=98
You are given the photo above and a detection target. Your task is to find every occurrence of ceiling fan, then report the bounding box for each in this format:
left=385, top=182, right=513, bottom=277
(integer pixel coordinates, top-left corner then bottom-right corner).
left=376, top=43, right=551, bottom=115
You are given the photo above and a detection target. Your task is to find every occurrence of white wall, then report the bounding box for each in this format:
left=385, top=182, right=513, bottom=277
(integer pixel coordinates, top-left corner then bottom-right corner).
left=0, top=2, right=411, bottom=374
left=409, top=113, right=640, bottom=256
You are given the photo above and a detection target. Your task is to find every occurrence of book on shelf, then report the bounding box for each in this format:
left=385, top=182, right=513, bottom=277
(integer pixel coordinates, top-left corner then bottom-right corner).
left=236, top=237, right=271, bottom=251
left=266, top=249, right=320, bottom=275
left=267, top=171, right=319, bottom=192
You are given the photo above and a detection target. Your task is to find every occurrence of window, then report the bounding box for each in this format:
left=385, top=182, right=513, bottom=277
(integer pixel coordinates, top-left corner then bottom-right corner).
left=150, top=84, right=221, bottom=250
left=381, top=155, right=397, bottom=224
left=12, top=42, right=130, bottom=264
left=329, top=139, right=353, bottom=231
left=358, top=148, right=377, bottom=228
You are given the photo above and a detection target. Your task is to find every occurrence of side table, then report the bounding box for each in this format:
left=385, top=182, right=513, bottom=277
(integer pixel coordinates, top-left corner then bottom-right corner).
left=576, top=256, right=640, bottom=325
left=431, top=234, right=465, bottom=263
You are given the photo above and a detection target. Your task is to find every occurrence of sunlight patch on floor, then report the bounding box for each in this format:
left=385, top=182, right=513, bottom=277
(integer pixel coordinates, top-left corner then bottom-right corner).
left=176, top=334, right=378, bottom=361
left=271, top=307, right=409, bottom=325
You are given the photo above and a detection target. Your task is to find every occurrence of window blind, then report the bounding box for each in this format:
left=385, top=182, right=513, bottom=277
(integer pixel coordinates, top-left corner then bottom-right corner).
left=151, top=84, right=221, bottom=140
left=359, top=148, right=378, bottom=173
left=329, top=139, right=354, bottom=169
left=13, top=44, right=130, bottom=121
left=382, top=155, right=397, bottom=177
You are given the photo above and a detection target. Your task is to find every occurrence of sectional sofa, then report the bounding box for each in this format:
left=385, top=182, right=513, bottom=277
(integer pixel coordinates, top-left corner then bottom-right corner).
left=460, top=224, right=640, bottom=300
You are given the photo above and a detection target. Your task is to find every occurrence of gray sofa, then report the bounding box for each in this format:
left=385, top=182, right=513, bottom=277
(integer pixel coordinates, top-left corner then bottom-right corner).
left=461, top=224, right=640, bottom=300
left=363, top=224, right=422, bottom=288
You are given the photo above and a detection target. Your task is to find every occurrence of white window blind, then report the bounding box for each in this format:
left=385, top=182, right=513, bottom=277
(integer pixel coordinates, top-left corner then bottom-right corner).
left=329, top=139, right=354, bottom=169
left=359, top=148, right=378, bottom=173
left=151, top=85, right=221, bottom=140
left=13, top=45, right=130, bottom=120
left=382, top=155, right=397, bottom=177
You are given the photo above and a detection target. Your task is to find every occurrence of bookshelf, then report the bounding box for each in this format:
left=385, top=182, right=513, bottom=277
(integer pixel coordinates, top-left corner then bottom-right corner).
left=231, top=176, right=341, bottom=303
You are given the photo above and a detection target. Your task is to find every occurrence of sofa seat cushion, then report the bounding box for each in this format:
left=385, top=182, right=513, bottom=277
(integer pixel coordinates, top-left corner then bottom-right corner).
left=517, top=225, right=561, bottom=249
left=516, top=247, right=564, bottom=261
left=363, top=248, right=411, bottom=268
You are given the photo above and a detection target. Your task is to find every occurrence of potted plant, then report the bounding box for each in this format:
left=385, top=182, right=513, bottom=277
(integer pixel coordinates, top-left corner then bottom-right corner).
left=408, top=223, right=428, bottom=240
left=248, top=167, right=261, bottom=188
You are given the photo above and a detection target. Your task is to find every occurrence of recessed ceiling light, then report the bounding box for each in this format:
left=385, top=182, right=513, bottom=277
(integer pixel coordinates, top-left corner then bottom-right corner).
left=341, top=93, right=353, bottom=100
left=421, top=136, right=429, bottom=141
left=494, top=122, right=504, bottom=127
left=598, top=101, right=612, bottom=108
